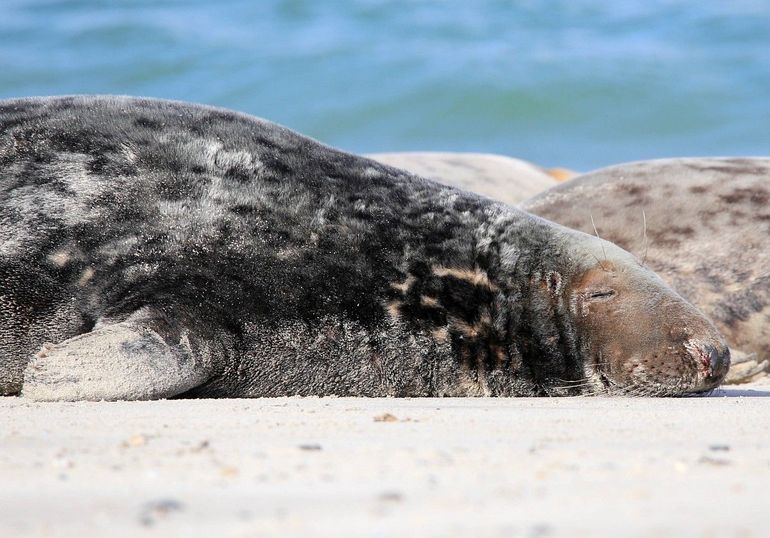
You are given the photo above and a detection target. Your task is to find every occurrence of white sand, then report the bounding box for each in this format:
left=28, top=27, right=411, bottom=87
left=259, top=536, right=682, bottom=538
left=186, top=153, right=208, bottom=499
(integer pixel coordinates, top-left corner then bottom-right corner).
left=2, top=384, right=770, bottom=538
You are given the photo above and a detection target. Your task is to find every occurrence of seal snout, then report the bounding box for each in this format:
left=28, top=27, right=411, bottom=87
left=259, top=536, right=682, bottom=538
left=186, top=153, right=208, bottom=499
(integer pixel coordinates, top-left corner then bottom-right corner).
left=687, top=341, right=731, bottom=389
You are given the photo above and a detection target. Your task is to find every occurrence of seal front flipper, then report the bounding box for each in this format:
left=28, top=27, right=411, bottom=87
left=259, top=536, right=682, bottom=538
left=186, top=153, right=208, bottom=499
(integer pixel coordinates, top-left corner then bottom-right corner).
left=724, top=350, right=770, bottom=385
left=21, top=307, right=217, bottom=401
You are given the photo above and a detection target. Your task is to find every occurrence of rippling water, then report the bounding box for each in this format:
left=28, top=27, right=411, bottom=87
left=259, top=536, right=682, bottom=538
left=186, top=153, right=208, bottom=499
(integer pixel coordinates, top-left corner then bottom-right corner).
left=2, top=0, right=769, bottom=170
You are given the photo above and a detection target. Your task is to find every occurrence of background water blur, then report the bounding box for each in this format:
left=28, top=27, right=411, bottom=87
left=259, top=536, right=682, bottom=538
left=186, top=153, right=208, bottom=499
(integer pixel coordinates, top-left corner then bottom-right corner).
left=1, top=0, right=769, bottom=171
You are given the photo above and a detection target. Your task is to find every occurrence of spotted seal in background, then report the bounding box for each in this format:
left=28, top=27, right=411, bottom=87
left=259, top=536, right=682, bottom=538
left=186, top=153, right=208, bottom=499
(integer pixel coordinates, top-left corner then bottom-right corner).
left=0, top=96, right=729, bottom=401
left=367, top=152, right=574, bottom=205
left=522, top=158, right=770, bottom=383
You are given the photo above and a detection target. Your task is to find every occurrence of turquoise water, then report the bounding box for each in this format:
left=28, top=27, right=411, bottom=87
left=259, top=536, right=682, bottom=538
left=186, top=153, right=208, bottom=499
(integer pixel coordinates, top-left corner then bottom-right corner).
left=2, top=0, right=770, bottom=170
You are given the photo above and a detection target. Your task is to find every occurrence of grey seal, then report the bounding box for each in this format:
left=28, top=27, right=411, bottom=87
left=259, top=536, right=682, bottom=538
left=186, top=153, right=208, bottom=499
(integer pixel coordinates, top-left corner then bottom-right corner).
left=0, top=96, right=729, bottom=400
left=366, top=152, right=563, bottom=205
left=522, top=158, right=770, bottom=383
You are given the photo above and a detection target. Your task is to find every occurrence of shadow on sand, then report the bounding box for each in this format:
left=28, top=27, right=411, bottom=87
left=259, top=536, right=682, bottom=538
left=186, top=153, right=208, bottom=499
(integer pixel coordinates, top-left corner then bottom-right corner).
left=710, top=386, right=770, bottom=398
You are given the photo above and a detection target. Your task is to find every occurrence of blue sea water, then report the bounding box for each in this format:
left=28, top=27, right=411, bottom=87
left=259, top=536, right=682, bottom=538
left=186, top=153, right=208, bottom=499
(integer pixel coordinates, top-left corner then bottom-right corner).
left=1, top=0, right=770, bottom=170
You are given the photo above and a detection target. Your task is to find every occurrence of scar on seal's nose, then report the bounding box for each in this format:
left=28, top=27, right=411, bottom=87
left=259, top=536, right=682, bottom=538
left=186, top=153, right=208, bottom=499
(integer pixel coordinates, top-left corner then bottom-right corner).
left=697, top=343, right=731, bottom=382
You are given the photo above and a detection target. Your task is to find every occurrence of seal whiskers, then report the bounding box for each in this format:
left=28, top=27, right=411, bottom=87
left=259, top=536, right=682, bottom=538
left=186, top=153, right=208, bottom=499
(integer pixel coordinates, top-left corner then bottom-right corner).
left=589, top=213, right=610, bottom=270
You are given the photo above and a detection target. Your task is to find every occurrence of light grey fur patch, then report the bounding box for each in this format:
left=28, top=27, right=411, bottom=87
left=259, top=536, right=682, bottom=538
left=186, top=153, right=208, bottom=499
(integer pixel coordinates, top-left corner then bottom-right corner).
left=22, top=308, right=216, bottom=401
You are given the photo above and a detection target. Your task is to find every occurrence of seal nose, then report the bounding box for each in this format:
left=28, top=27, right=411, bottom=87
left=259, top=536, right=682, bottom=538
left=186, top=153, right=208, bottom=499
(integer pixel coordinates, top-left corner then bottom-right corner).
left=699, top=344, right=731, bottom=383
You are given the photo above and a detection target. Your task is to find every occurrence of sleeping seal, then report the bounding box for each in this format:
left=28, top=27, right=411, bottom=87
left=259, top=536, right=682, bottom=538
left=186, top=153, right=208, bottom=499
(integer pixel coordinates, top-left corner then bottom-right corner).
left=0, top=96, right=729, bottom=401
left=522, top=158, right=770, bottom=383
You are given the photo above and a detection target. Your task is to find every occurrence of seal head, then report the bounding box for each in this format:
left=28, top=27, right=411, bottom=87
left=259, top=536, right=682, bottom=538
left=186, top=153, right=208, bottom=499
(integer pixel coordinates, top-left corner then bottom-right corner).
left=510, top=221, right=730, bottom=396
left=566, top=253, right=730, bottom=395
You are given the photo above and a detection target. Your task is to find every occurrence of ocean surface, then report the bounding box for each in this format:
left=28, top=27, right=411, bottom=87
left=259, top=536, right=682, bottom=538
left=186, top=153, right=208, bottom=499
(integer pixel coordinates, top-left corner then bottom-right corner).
left=2, top=0, right=770, bottom=171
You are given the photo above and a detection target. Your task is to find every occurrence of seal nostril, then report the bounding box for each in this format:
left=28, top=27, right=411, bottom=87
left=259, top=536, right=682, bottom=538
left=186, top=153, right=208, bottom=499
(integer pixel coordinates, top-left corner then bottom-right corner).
left=700, top=344, right=730, bottom=380
left=703, top=346, right=715, bottom=376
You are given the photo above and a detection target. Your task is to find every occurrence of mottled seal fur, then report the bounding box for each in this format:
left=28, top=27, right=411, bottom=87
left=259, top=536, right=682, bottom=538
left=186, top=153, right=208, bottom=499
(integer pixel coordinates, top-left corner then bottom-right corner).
left=366, top=152, right=560, bottom=205
left=522, top=158, right=770, bottom=383
left=0, top=96, right=729, bottom=401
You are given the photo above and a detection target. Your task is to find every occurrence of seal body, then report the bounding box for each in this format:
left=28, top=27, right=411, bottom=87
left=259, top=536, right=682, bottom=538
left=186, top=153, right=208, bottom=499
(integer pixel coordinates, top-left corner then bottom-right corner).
left=0, top=97, right=729, bottom=400
left=522, top=158, right=770, bottom=382
left=366, top=152, right=560, bottom=205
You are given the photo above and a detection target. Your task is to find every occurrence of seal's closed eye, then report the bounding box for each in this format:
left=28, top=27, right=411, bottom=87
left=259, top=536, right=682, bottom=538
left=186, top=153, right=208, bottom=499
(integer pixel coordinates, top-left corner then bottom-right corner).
left=586, top=290, right=616, bottom=301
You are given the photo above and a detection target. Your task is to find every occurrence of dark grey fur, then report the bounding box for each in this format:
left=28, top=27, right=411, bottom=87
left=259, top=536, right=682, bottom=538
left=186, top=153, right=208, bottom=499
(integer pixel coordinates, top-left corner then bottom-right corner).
left=0, top=96, right=729, bottom=400
left=522, top=158, right=770, bottom=382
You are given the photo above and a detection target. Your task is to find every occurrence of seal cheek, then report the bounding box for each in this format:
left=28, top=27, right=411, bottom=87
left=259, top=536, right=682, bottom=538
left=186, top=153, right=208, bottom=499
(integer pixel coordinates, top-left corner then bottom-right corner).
left=593, top=340, right=639, bottom=388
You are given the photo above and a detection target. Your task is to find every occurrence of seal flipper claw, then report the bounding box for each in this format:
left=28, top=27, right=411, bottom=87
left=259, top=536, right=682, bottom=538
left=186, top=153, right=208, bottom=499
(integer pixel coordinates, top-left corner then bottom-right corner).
left=724, top=350, right=770, bottom=385
left=21, top=308, right=214, bottom=401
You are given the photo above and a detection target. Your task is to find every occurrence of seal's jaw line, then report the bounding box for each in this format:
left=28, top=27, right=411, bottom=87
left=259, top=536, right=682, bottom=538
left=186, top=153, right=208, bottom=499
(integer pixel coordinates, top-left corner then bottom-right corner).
left=597, top=370, right=613, bottom=393
left=574, top=349, right=613, bottom=396
left=581, top=344, right=719, bottom=397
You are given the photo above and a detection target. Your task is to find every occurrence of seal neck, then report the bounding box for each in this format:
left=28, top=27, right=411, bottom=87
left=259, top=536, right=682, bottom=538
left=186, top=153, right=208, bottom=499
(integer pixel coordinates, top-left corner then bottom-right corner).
left=470, top=207, right=586, bottom=394
left=387, top=205, right=585, bottom=395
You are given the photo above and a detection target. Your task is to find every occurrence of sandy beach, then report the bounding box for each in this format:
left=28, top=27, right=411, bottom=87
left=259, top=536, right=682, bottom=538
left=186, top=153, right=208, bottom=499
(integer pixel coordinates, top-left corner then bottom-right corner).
left=2, top=382, right=769, bottom=538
